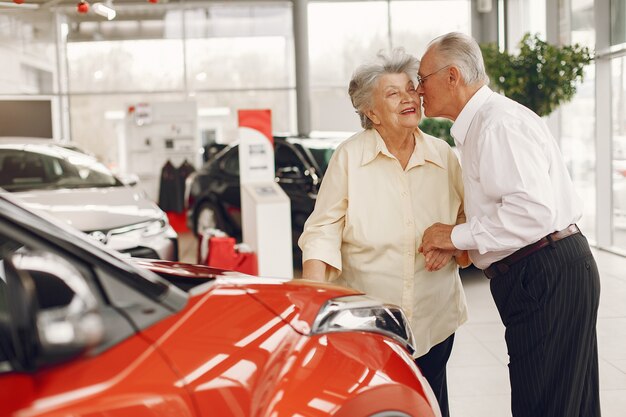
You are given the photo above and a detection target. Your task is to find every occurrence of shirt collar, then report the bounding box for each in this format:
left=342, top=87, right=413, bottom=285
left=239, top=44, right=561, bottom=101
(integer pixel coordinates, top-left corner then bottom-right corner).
left=360, top=128, right=445, bottom=170
left=450, top=85, right=493, bottom=146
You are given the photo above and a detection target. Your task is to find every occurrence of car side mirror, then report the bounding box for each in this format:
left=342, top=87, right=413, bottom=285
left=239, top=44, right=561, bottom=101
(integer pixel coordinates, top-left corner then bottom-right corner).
left=118, top=173, right=140, bottom=187
left=2, top=250, right=104, bottom=371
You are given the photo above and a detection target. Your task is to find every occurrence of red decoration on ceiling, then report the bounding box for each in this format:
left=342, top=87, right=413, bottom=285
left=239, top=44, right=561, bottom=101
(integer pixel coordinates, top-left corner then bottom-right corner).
left=13, top=0, right=25, bottom=5
left=77, top=0, right=89, bottom=13
left=147, top=0, right=158, bottom=3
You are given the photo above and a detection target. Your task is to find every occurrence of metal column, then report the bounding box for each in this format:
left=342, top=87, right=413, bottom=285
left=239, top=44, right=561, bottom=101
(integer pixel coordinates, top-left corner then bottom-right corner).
left=595, top=0, right=613, bottom=249
left=471, top=0, right=498, bottom=45
left=293, top=0, right=311, bottom=137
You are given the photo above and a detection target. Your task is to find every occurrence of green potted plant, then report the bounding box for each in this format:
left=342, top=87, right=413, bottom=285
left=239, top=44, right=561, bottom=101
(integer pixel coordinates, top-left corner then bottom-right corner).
left=480, top=33, right=593, bottom=117
left=419, top=34, right=592, bottom=145
left=419, top=118, right=454, bottom=147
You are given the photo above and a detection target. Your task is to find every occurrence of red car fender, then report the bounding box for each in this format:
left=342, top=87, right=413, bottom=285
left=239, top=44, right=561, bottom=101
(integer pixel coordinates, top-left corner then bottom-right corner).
left=139, top=288, right=301, bottom=417
left=333, top=385, right=435, bottom=417
left=258, top=332, right=435, bottom=417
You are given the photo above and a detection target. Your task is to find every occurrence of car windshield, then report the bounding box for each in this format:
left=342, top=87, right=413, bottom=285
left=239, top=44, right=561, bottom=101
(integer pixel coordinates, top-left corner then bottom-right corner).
left=0, top=146, right=121, bottom=192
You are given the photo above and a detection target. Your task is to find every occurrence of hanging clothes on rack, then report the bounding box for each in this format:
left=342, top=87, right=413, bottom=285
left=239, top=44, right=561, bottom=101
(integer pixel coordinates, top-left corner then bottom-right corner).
left=178, top=159, right=196, bottom=190
left=158, top=160, right=184, bottom=212
left=177, top=159, right=196, bottom=209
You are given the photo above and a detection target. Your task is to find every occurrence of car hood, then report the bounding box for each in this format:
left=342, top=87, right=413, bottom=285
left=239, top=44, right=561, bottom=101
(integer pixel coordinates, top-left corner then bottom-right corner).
left=13, top=187, right=163, bottom=232
left=133, top=259, right=362, bottom=333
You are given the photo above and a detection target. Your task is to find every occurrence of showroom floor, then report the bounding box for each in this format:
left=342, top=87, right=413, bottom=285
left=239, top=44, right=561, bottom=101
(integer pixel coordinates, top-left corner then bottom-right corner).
left=178, top=232, right=626, bottom=417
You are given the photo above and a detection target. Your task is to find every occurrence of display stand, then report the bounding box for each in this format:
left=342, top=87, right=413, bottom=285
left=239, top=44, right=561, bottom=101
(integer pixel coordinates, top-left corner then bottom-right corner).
left=238, top=110, right=293, bottom=278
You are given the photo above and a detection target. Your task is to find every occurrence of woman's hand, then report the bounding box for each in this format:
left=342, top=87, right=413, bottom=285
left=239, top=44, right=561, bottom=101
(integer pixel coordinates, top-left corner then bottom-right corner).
left=423, top=249, right=471, bottom=271
left=422, top=249, right=455, bottom=271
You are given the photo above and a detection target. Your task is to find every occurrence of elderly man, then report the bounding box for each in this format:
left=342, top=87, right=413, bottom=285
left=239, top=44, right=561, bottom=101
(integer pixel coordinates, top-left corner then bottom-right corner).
left=418, top=32, right=600, bottom=417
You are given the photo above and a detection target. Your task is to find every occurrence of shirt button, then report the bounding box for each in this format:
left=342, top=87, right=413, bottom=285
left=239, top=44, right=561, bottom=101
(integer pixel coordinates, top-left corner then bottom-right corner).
left=407, top=220, right=413, bottom=225
left=401, top=191, right=408, bottom=197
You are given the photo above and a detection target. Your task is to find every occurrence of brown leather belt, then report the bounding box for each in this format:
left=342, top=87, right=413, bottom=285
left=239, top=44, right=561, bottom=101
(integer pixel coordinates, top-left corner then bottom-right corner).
left=483, top=224, right=580, bottom=279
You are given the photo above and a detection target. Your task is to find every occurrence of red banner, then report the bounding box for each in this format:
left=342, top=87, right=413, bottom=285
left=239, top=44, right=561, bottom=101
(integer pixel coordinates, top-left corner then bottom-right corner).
left=237, top=109, right=273, bottom=144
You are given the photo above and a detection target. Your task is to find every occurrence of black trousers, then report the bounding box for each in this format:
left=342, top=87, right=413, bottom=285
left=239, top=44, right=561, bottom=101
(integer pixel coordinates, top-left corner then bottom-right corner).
left=489, top=233, right=601, bottom=417
left=415, top=333, right=454, bottom=417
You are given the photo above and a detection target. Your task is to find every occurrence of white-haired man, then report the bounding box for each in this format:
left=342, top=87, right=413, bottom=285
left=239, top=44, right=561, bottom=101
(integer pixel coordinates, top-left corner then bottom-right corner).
left=418, top=32, right=600, bottom=417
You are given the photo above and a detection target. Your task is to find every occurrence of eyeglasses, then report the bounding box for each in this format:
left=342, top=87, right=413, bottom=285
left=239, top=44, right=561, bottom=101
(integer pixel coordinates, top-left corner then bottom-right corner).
left=416, top=65, right=451, bottom=87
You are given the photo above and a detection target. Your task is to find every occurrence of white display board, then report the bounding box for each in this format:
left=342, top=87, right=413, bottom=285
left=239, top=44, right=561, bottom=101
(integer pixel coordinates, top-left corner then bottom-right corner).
left=238, top=116, right=292, bottom=279
left=122, top=101, right=201, bottom=202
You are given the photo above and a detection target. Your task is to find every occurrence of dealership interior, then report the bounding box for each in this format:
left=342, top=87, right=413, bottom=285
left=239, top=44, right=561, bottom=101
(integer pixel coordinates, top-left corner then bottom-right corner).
left=1, top=0, right=626, bottom=416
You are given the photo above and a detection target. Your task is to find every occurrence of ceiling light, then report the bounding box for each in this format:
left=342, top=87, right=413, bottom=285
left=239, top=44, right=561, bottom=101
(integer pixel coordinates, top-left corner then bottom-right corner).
left=93, top=2, right=116, bottom=20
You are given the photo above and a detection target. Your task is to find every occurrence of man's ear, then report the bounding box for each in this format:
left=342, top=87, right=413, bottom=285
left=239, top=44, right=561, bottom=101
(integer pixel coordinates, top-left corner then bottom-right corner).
left=448, top=66, right=461, bottom=88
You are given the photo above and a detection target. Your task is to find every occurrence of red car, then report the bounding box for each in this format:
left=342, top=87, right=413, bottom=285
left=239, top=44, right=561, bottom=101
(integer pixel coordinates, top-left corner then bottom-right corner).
left=0, top=192, right=440, bottom=417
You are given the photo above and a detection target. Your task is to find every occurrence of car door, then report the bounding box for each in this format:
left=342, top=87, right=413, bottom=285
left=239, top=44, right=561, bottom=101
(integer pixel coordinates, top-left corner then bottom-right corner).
left=0, top=197, right=195, bottom=417
left=214, top=147, right=244, bottom=231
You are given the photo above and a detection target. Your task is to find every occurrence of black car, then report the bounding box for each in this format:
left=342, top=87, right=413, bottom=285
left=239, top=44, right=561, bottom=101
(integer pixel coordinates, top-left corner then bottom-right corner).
left=186, top=135, right=346, bottom=260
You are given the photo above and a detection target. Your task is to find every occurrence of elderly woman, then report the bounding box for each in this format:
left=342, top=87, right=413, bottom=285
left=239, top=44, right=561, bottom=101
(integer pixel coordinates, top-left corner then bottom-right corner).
left=298, top=49, right=467, bottom=417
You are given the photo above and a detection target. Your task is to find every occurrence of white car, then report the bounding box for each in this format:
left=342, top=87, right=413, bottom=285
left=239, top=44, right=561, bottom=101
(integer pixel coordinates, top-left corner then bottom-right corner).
left=0, top=138, right=178, bottom=260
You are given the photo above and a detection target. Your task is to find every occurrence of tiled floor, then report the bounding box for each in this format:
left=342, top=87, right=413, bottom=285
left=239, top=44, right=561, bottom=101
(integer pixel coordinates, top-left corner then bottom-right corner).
left=178, top=232, right=626, bottom=416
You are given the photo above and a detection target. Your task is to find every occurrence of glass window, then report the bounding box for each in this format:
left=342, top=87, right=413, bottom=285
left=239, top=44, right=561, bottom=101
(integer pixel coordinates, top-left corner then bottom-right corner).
left=308, top=1, right=388, bottom=131
left=66, top=1, right=295, bottom=169
left=184, top=3, right=293, bottom=91
left=309, top=1, right=389, bottom=89
left=612, top=56, right=626, bottom=249
left=185, top=37, right=293, bottom=90
left=506, top=0, right=546, bottom=48
left=611, top=0, right=626, bottom=46
left=308, top=1, right=471, bottom=132
left=66, top=40, right=186, bottom=93
left=0, top=12, right=57, bottom=95
left=390, top=1, right=471, bottom=57
left=560, top=0, right=596, bottom=242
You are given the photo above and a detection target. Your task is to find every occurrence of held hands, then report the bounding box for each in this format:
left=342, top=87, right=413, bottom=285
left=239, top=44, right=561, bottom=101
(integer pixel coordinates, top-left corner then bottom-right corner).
left=419, top=223, right=457, bottom=272
left=422, top=249, right=456, bottom=271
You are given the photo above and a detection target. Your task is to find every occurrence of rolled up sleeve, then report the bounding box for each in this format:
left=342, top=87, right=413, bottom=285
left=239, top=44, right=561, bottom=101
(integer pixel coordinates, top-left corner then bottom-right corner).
left=298, top=148, right=348, bottom=281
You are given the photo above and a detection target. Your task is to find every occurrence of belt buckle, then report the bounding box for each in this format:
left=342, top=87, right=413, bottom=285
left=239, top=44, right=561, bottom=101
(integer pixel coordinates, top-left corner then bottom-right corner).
left=485, top=262, right=510, bottom=279
left=496, top=263, right=510, bottom=274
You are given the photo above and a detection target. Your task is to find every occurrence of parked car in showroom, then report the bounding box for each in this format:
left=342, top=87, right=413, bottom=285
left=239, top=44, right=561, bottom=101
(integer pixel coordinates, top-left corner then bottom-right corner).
left=0, top=192, right=441, bottom=417
left=186, top=134, right=346, bottom=261
left=0, top=138, right=178, bottom=260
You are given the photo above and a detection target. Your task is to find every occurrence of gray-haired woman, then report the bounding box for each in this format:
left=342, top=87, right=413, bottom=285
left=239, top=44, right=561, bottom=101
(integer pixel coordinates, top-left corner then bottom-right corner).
left=298, top=48, right=469, bottom=417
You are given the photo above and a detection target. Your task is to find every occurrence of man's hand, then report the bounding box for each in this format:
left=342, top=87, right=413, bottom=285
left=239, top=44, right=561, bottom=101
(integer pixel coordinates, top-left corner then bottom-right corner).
left=419, top=223, right=456, bottom=254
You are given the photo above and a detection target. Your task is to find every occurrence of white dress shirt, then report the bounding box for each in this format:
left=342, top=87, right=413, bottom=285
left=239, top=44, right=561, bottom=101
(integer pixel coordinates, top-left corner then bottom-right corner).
left=450, top=86, right=583, bottom=270
left=299, top=128, right=468, bottom=357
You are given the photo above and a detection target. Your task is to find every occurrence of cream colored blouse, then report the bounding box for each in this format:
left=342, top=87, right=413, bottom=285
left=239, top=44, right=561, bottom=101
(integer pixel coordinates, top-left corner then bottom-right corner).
left=298, top=128, right=468, bottom=357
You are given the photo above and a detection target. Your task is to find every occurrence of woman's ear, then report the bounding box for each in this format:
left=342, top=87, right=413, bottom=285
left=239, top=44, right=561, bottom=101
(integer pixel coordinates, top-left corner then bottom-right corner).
left=365, top=109, right=380, bottom=126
